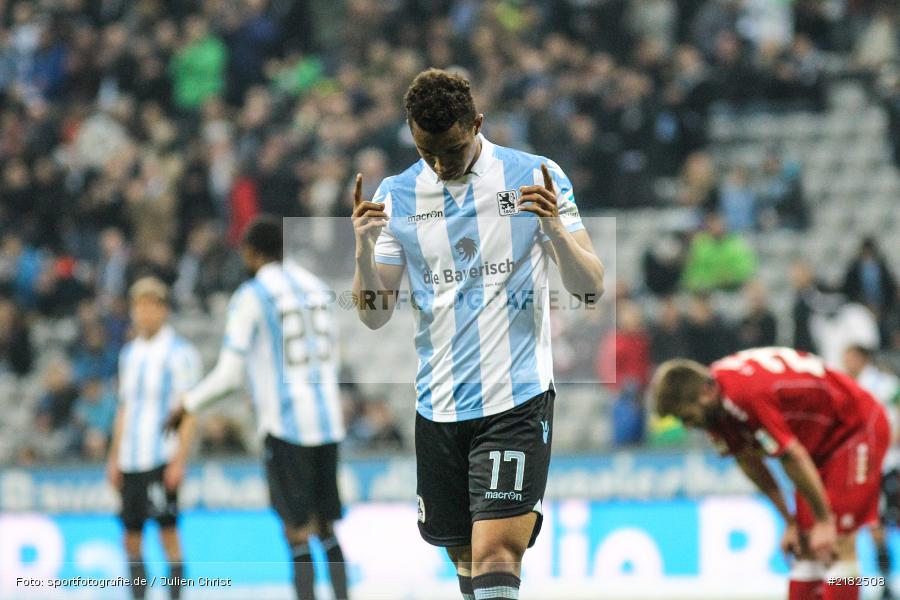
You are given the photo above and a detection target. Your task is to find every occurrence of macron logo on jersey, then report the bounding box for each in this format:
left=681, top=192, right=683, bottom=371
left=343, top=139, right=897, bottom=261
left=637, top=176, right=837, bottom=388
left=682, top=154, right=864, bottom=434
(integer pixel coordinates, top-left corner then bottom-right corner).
left=406, top=209, right=443, bottom=223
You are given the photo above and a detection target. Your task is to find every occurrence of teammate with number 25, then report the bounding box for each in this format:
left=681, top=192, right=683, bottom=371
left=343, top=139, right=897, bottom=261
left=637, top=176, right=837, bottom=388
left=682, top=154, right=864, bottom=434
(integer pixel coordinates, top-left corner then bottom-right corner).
left=351, top=68, right=605, bottom=600
left=652, top=347, right=889, bottom=600
left=165, top=216, right=349, bottom=600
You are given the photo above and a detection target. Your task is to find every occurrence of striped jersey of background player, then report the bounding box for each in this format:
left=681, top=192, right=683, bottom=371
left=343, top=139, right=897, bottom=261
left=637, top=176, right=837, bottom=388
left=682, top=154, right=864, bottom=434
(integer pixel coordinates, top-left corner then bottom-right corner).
left=165, top=216, right=349, bottom=600
left=107, top=277, right=202, bottom=600
left=352, top=69, right=605, bottom=600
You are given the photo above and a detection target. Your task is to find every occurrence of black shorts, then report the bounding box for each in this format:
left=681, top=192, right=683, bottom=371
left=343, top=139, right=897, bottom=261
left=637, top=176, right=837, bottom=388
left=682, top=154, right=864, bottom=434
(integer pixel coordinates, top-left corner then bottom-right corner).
left=264, top=435, right=343, bottom=528
left=881, top=468, right=900, bottom=526
left=415, top=387, right=555, bottom=548
left=120, top=465, right=178, bottom=532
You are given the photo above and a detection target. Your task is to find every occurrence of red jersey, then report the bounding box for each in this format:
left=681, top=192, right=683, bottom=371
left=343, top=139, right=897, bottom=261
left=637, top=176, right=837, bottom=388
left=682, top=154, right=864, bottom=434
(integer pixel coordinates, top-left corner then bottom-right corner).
left=708, top=347, right=883, bottom=464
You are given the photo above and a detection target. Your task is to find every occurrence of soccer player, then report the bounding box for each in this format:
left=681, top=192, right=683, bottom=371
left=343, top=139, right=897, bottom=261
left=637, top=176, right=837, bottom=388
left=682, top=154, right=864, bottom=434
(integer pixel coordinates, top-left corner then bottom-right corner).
left=844, top=345, right=900, bottom=600
left=652, top=347, right=890, bottom=600
left=107, top=277, right=202, bottom=600
left=351, top=69, right=605, bottom=600
left=165, top=216, right=349, bottom=600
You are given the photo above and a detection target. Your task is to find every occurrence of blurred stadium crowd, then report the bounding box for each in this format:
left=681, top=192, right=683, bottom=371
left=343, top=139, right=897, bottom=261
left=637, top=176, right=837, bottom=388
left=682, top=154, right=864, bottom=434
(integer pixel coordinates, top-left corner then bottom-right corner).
left=0, top=0, right=899, bottom=464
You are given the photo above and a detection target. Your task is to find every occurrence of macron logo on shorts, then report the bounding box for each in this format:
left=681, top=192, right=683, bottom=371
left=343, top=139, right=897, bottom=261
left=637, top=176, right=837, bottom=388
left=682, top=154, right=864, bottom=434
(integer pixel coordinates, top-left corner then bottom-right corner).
left=484, top=490, right=523, bottom=502
left=541, top=420, right=549, bottom=444
left=417, top=495, right=426, bottom=523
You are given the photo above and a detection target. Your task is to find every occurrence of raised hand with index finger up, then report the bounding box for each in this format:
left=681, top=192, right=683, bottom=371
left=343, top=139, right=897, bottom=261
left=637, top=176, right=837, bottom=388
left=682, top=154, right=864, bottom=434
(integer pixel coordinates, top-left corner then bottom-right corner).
left=517, top=163, right=565, bottom=239
left=351, top=173, right=389, bottom=257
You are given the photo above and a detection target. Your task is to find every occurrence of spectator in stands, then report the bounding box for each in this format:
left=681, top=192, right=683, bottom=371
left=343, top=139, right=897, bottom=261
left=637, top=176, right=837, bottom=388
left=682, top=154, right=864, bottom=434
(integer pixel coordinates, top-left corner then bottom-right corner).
left=0, top=233, right=42, bottom=309
left=35, top=361, right=79, bottom=440
left=878, top=67, right=900, bottom=170
left=598, top=301, right=652, bottom=447
left=718, top=165, right=756, bottom=232
left=737, top=280, right=778, bottom=349
left=841, top=237, right=898, bottom=333
left=73, top=377, right=117, bottom=460
left=642, top=232, right=686, bottom=297
left=96, top=228, right=130, bottom=309
left=0, top=296, right=33, bottom=377
left=684, top=294, right=737, bottom=365
left=756, top=147, right=808, bottom=230
left=681, top=213, right=757, bottom=292
left=676, top=151, right=718, bottom=211
left=649, top=296, right=690, bottom=365
left=70, top=321, right=119, bottom=384
left=344, top=397, right=405, bottom=452
left=362, top=399, right=405, bottom=452
left=169, top=16, right=227, bottom=111
left=853, top=3, right=899, bottom=71
left=779, top=34, right=826, bottom=111
left=35, top=256, right=92, bottom=319
left=596, top=300, right=652, bottom=390
left=790, top=260, right=832, bottom=354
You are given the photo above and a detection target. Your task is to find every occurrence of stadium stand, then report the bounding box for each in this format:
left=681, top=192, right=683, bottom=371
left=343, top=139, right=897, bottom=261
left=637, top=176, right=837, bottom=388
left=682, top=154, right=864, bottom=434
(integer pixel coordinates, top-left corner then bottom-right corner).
left=1, top=0, right=899, bottom=464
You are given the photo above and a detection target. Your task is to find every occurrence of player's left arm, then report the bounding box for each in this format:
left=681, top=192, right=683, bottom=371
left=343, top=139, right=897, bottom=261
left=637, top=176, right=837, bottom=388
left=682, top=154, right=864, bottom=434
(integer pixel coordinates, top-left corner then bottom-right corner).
left=519, top=163, right=605, bottom=304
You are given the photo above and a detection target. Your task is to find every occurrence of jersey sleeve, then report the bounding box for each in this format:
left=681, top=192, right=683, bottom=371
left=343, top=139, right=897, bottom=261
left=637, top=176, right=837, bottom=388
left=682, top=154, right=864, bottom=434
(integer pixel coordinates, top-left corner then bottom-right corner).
left=172, top=342, right=202, bottom=393
left=183, top=287, right=258, bottom=412
left=117, top=344, right=131, bottom=404
left=746, top=397, right=796, bottom=457
left=716, top=368, right=798, bottom=457
left=372, top=179, right=405, bottom=266
left=537, top=160, right=584, bottom=242
left=222, top=285, right=260, bottom=355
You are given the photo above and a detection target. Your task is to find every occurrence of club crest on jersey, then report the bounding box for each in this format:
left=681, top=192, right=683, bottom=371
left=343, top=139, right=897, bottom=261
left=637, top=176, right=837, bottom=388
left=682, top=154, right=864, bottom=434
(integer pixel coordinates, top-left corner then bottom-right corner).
left=497, top=190, right=519, bottom=216
left=455, top=237, right=478, bottom=262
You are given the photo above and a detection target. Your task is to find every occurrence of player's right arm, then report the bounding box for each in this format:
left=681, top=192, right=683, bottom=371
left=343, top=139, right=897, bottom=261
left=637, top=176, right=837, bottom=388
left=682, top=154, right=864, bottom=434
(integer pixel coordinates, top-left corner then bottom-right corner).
left=352, top=173, right=404, bottom=329
left=164, top=289, right=258, bottom=432
left=106, top=405, right=125, bottom=489
left=106, top=347, right=129, bottom=489
left=734, top=448, right=793, bottom=521
left=732, top=448, right=801, bottom=556
left=779, top=440, right=837, bottom=562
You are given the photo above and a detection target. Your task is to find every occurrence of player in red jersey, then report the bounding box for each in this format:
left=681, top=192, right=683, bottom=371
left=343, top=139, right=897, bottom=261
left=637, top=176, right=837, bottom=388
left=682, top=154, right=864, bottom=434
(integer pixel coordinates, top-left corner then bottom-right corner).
left=652, top=347, right=890, bottom=600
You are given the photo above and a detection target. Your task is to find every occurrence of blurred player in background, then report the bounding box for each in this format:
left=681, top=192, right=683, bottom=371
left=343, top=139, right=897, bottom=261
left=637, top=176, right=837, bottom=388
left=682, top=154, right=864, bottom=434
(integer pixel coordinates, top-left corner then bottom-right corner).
left=352, top=69, right=604, bottom=600
left=107, top=277, right=202, bottom=600
left=166, top=216, right=348, bottom=600
left=844, top=344, right=900, bottom=600
left=653, top=347, right=889, bottom=600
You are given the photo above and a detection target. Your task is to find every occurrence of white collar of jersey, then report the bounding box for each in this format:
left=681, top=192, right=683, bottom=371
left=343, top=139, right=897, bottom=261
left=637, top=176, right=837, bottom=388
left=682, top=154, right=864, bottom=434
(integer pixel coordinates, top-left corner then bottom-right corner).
left=427, top=133, right=495, bottom=183
left=256, top=261, right=282, bottom=279
left=135, top=323, right=174, bottom=348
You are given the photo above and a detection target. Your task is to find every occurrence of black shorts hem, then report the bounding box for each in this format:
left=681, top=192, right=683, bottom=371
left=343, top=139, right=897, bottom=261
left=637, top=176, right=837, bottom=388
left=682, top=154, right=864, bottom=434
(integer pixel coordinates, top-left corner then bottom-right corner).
left=471, top=504, right=540, bottom=523
left=122, top=521, right=145, bottom=533
left=472, top=505, right=544, bottom=548
left=417, top=525, right=471, bottom=548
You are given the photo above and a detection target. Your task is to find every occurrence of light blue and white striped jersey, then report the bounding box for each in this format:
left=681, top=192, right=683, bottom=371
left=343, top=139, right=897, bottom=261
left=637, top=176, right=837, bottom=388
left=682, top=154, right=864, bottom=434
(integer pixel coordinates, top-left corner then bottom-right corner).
left=118, top=325, right=201, bottom=473
left=185, top=261, right=345, bottom=446
left=373, top=135, right=584, bottom=422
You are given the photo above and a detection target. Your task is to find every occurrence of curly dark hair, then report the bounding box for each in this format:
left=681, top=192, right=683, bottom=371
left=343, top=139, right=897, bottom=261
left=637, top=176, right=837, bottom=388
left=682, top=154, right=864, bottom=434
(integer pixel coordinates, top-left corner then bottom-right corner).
left=404, top=68, right=477, bottom=134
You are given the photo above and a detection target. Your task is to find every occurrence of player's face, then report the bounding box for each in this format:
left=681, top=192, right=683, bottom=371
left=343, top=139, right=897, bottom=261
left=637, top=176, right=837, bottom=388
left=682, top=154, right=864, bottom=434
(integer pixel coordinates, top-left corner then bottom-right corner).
left=131, top=296, right=168, bottom=337
left=676, top=385, right=721, bottom=430
left=843, top=349, right=866, bottom=378
left=410, top=116, right=483, bottom=181
left=241, top=246, right=264, bottom=276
